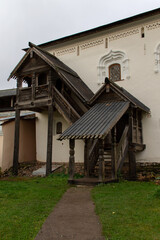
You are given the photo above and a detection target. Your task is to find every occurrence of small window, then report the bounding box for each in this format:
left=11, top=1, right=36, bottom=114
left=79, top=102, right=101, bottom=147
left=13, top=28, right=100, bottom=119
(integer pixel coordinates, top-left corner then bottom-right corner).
left=38, top=73, right=47, bottom=86
left=109, top=63, right=121, bottom=82
left=56, top=122, right=62, bottom=134
left=141, top=27, right=145, bottom=38
left=105, top=38, right=108, bottom=48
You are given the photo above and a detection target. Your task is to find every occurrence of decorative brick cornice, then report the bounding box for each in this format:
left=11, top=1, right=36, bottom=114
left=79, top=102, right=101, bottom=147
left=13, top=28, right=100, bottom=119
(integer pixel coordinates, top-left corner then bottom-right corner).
left=56, top=47, right=76, bottom=56
left=109, top=28, right=139, bottom=41
left=80, top=38, right=104, bottom=50
left=146, top=20, right=160, bottom=30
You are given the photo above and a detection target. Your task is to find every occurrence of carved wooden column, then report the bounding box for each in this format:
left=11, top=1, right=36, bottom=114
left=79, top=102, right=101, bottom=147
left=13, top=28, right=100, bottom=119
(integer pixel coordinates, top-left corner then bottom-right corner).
left=128, top=108, right=136, bottom=180
left=99, top=139, right=105, bottom=182
left=46, top=104, right=54, bottom=176
left=13, top=108, right=20, bottom=176
left=32, top=73, right=36, bottom=101
left=111, top=127, right=117, bottom=179
left=84, top=139, right=89, bottom=176
left=69, top=139, right=75, bottom=181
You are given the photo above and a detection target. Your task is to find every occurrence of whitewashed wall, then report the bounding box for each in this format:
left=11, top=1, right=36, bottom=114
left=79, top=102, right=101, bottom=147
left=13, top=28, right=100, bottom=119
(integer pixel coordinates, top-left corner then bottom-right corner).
left=0, top=135, right=3, bottom=170
left=42, top=14, right=160, bottom=163
left=36, top=111, right=84, bottom=163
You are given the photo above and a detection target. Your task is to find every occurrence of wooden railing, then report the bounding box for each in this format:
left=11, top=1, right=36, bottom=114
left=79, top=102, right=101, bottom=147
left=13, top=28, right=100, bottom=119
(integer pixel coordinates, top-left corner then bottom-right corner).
left=35, top=84, right=48, bottom=99
left=116, top=125, right=129, bottom=172
left=53, top=86, right=80, bottom=123
left=88, top=139, right=99, bottom=174
left=19, top=84, right=49, bottom=102
left=19, top=87, right=32, bottom=102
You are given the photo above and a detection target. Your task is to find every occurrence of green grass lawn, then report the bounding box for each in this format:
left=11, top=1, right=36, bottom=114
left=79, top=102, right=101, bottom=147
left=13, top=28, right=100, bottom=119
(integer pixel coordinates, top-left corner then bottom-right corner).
left=0, top=174, right=68, bottom=240
left=92, top=181, right=160, bottom=240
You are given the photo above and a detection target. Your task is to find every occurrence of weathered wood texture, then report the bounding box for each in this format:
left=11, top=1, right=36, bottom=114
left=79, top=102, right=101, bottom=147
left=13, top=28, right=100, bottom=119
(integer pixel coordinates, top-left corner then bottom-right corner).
left=69, top=139, right=75, bottom=180
left=53, top=86, right=80, bottom=123
left=128, top=108, right=136, bottom=179
left=128, top=149, right=136, bottom=180
left=98, top=139, right=105, bottom=181
left=46, top=104, right=54, bottom=176
left=13, top=109, right=20, bottom=176
left=111, top=126, right=117, bottom=179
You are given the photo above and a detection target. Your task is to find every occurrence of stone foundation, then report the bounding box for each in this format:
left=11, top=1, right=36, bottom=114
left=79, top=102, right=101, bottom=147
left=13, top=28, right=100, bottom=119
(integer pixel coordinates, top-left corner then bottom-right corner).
left=54, top=162, right=84, bottom=175
left=136, top=162, right=160, bottom=181
left=54, top=162, right=160, bottom=181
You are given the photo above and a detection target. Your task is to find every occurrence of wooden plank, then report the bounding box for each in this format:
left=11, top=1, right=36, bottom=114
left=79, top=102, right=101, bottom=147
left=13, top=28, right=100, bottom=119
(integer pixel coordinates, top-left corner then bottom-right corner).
left=98, top=139, right=105, bottom=181
left=13, top=109, right=20, bottom=176
left=128, top=149, right=136, bottom=180
left=69, top=139, right=75, bottom=180
left=32, top=73, right=36, bottom=101
left=111, top=127, right=117, bottom=179
left=128, top=107, right=136, bottom=180
left=46, top=104, right=54, bottom=176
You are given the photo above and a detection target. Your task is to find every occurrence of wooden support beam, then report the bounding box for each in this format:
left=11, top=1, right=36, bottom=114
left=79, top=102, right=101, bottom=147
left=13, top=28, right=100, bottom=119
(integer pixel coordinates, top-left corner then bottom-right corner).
left=111, top=127, right=117, bottom=179
left=99, top=139, right=105, bottom=182
left=69, top=139, right=75, bottom=180
left=129, top=108, right=133, bottom=143
left=32, top=73, right=36, bottom=101
left=48, top=70, right=53, bottom=98
left=128, top=108, right=137, bottom=180
left=128, top=148, right=136, bottom=180
left=46, top=104, right=54, bottom=176
left=13, top=109, right=20, bottom=176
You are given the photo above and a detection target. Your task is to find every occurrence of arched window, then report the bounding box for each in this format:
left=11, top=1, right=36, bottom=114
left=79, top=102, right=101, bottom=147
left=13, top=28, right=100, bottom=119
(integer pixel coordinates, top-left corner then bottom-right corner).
left=109, top=63, right=121, bottom=82
left=56, top=122, right=62, bottom=134
left=98, top=50, right=130, bottom=84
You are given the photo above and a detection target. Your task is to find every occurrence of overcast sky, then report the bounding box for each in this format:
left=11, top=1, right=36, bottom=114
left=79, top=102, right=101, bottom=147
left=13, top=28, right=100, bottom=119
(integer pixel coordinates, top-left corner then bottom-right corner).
left=0, top=0, right=159, bottom=90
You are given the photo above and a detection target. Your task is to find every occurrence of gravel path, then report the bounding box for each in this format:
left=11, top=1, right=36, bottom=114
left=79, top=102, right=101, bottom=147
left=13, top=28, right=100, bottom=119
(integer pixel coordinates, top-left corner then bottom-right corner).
left=35, top=186, right=105, bottom=240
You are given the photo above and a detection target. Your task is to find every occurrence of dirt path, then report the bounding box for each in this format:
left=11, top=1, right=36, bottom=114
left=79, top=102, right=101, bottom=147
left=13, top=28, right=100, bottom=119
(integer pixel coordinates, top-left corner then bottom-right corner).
left=35, top=186, right=105, bottom=240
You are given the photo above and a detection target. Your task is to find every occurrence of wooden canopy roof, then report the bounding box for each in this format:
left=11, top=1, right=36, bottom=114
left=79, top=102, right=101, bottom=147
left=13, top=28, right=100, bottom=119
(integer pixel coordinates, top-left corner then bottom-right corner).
left=8, top=43, right=94, bottom=103
left=89, top=78, right=150, bottom=113
left=59, top=101, right=129, bottom=140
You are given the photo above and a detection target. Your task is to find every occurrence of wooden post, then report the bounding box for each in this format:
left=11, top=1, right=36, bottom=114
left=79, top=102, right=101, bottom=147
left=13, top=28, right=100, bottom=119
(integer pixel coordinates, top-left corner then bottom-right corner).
left=13, top=108, right=20, bottom=176
left=111, top=127, right=117, bottom=179
left=69, top=139, right=75, bottom=180
left=48, top=70, right=52, bottom=98
left=84, top=139, right=89, bottom=176
left=99, top=139, right=105, bottom=182
left=32, top=73, right=36, bottom=101
left=46, top=104, right=54, bottom=176
left=129, top=108, right=136, bottom=180
left=128, top=148, right=136, bottom=180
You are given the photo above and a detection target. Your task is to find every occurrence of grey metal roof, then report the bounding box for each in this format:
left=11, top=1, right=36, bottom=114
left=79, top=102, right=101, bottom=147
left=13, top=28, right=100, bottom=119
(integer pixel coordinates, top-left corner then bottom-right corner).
left=0, top=89, right=16, bottom=98
left=59, top=101, right=129, bottom=140
left=0, top=112, right=35, bottom=124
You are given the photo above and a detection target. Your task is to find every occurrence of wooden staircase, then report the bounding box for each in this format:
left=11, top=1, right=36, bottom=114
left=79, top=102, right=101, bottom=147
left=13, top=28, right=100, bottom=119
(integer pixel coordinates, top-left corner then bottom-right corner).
left=88, top=125, right=129, bottom=181
left=52, top=86, right=80, bottom=123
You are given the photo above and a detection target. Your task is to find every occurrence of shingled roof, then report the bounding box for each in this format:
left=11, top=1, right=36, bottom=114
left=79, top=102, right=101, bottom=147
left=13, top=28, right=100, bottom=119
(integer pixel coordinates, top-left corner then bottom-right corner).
left=8, top=43, right=94, bottom=102
left=89, top=78, right=150, bottom=113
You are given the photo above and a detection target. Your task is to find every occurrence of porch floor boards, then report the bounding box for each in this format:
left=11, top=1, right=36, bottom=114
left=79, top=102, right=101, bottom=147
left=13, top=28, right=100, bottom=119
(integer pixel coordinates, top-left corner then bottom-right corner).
left=68, top=177, right=118, bottom=186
